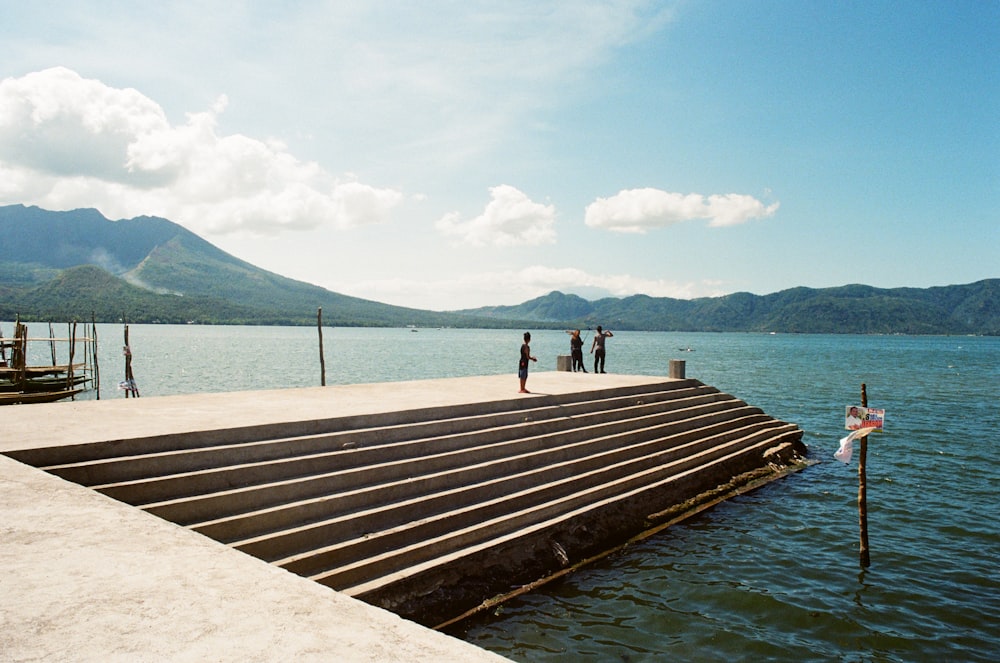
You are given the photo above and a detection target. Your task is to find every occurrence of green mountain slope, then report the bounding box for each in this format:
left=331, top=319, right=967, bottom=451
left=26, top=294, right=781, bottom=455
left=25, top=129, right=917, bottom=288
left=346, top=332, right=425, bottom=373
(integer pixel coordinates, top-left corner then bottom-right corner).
left=457, top=280, right=1000, bottom=335
left=1, top=204, right=996, bottom=333
left=0, top=264, right=266, bottom=324
left=0, top=205, right=180, bottom=272
left=0, top=205, right=496, bottom=327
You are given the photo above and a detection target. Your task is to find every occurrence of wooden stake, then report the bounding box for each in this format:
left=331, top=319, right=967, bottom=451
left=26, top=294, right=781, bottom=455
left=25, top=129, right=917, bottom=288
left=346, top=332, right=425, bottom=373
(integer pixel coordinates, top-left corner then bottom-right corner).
left=123, top=317, right=139, bottom=398
left=858, top=383, right=871, bottom=568
left=68, top=321, right=77, bottom=397
left=92, top=313, right=101, bottom=400
left=317, top=307, right=326, bottom=386
left=15, top=322, right=27, bottom=392
left=49, top=322, right=57, bottom=365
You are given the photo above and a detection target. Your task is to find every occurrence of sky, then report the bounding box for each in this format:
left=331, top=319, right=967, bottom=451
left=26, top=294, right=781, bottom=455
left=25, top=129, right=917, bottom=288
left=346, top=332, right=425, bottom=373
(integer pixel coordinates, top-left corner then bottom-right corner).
left=0, top=1, right=996, bottom=311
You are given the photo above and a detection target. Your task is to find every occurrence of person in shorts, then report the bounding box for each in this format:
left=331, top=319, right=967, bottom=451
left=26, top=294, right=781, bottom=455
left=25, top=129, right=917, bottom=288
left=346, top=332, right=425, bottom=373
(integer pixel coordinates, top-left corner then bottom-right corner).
left=518, top=331, right=537, bottom=393
left=590, top=325, right=613, bottom=373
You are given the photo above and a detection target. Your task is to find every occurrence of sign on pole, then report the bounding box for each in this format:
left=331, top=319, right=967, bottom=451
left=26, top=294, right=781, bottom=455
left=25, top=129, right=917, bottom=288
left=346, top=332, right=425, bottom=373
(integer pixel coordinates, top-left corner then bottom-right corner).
left=844, top=405, right=885, bottom=431
left=837, top=385, right=886, bottom=568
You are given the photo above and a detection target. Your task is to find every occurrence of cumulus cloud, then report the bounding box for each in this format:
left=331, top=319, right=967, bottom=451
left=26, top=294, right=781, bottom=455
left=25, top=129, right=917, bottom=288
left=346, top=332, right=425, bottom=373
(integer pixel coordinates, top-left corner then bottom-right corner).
left=340, top=265, right=724, bottom=311
left=584, top=188, right=779, bottom=233
left=509, top=265, right=721, bottom=301
left=0, top=67, right=401, bottom=235
left=435, top=184, right=556, bottom=247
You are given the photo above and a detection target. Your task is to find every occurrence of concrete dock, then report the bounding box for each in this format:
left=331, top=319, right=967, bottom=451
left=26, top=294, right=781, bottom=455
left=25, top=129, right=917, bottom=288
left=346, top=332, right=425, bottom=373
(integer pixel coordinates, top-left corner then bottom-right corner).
left=2, top=372, right=675, bottom=662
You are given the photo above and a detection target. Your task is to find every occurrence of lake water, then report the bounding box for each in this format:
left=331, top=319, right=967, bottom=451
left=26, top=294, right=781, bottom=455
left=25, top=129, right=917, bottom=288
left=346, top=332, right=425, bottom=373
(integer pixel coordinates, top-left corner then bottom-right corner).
left=7, top=323, right=999, bottom=661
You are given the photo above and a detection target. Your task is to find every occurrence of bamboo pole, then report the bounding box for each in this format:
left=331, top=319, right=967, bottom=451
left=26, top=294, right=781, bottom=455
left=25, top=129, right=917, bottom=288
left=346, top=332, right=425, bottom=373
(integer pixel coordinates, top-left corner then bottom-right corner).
left=858, top=383, right=871, bottom=568
left=317, top=307, right=326, bottom=386
left=68, top=321, right=77, bottom=397
left=123, top=317, right=139, bottom=398
left=49, top=322, right=57, bottom=365
left=92, top=314, right=101, bottom=400
left=124, top=322, right=131, bottom=398
left=82, top=321, right=91, bottom=388
left=15, top=322, right=27, bottom=391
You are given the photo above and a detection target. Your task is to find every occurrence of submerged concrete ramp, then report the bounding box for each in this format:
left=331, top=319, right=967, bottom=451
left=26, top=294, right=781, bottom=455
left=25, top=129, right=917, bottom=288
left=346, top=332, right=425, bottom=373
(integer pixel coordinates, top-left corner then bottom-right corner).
left=2, top=372, right=805, bottom=654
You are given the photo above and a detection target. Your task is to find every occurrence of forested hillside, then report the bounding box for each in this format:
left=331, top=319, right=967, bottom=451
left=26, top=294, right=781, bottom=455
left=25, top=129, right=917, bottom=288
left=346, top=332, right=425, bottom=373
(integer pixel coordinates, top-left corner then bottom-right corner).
left=456, top=281, right=1000, bottom=335
left=2, top=205, right=996, bottom=334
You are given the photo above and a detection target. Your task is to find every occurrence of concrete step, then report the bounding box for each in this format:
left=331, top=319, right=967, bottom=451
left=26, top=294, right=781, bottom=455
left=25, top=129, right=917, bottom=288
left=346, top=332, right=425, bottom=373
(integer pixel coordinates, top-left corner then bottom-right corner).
left=15, top=381, right=696, bottom=467
left=314, top=424, right=803, bottom=593
left=41, top=383, right=717, bottom=487
left=263, top=418, right=791, bottom=579
left=4, top=374, right=807, bottom=629
left=20, top=380, right=706, bottom=469
left=222, top=410, right=773, bottom=562
left=143, top=393, right=743, bottom=527
left=143, top=397, right=733, bottom=525
left=90, top=391, right=739, bottom=507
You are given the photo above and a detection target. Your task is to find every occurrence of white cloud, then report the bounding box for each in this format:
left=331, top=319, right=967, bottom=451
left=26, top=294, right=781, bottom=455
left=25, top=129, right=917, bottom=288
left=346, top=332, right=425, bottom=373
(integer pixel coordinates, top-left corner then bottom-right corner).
left=510, top=265, right=723, bottom=301
left=304, top=2, right=678, bottom=168
left=339, top=265, right=724, bottom=311
left=435, top=185, right=556, bottom=247
left=0, top=67, right=401, bottom=236
left=584, top=188, right=780, bottom=232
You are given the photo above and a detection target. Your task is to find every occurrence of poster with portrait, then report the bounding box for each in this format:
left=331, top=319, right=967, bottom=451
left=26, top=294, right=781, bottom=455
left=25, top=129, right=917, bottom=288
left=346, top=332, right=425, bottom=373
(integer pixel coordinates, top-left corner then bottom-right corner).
left=844, top=406, right=885, bottom=431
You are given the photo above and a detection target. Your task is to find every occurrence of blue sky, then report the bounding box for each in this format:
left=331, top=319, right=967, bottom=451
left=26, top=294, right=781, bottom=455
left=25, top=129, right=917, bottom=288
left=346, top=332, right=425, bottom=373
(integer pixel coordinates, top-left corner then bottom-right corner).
left=0, top=1, right=996, bottom=310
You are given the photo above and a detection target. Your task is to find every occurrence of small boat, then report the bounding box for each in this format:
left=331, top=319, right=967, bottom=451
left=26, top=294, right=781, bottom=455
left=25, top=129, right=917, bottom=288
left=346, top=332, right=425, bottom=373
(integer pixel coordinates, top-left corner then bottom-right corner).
left=0, top=388, right=84, bottom=406
left=0, top=374, right=90, bottom=393
left=0, top=321, right=96, bottom=405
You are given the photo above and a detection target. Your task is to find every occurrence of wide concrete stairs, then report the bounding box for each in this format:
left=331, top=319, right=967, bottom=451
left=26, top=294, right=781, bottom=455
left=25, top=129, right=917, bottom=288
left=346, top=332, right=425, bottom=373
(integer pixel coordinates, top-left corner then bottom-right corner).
left=9, top=378, right=805, bottom=627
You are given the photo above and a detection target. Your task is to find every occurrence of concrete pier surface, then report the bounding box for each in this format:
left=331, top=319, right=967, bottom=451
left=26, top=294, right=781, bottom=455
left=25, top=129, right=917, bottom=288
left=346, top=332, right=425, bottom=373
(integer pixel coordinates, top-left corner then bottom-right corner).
left=1, top=372, right=670, bottom=662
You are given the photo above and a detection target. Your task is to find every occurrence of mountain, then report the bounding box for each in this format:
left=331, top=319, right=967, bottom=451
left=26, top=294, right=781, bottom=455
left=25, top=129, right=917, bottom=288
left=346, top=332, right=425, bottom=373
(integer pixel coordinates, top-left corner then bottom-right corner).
left=457, top=281, right=1000, bottom=335
left=1, top=204, right=996, bottom=334
left=0, top=205, right=504, bottom=327
left=5, top=263, right=291, bottom=324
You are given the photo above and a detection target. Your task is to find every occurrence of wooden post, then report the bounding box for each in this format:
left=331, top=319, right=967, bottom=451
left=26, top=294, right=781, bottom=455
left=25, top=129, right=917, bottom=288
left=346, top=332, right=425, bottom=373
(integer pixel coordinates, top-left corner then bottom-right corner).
left=68, top=321, right=77, bottom=396
left=92, top=314, right=101, bottom=400
left=123, top=318, right=139, bottom=398
left=49, top=322, right=57, bottom=365
left=15, top=322, right=27, bottom=392
left=123, top=321, right=131, bottom=398
left=858, top=383, right=871, bottom=568
left=317, top=307, right=326, bottom=386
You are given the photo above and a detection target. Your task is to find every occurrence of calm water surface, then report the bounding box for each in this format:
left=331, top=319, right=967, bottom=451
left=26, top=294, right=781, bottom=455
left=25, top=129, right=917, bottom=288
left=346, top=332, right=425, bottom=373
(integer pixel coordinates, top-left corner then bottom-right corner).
left=9, top=323, right=999, bottom=661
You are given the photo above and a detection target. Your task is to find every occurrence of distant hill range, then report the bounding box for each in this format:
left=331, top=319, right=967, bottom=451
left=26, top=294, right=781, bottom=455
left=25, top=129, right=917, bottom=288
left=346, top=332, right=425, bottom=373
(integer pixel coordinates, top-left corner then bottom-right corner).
left=1, top=204, right=996, bottom=334
left=0, top=205, right=486, bottom=327
left=458, top=284, right=1000, bottom=335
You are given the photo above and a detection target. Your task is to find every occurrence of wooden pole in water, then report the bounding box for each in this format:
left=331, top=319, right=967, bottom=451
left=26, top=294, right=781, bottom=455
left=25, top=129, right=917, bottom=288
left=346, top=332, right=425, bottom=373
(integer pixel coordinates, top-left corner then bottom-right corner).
left=123, top=320, right=131, bottom=398
left=858, top=383, right=871, bottom=568
left=123, top=316, right=138, bottom=398
left=317, top=307, right=326, bottom=386
left=92, top=313, right=101, bottom=400
left=49, top=322, right=57, bottom=366
left=15, top=321, right=27, bottom=392
left=68, top=321, right=77, bottom=393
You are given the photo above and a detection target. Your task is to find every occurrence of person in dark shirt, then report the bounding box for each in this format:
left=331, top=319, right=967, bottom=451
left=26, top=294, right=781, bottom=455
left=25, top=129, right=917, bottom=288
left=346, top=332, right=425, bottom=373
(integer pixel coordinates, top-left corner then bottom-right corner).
left=566, top=329, right=587, bottom=372
left=518, top=331, right=537, bottom=393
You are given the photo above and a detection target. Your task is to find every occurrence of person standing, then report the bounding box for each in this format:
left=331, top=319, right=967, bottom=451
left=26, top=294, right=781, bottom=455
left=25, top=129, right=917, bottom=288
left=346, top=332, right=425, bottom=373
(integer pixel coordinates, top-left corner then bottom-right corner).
left=565, top=329, right=587, bottom=372
left=518, top=331, right=537, bottom=393
left=590, top=325, right=613, bottom=373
